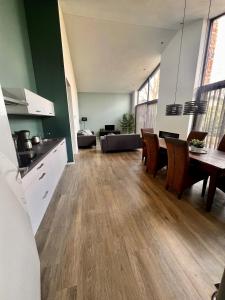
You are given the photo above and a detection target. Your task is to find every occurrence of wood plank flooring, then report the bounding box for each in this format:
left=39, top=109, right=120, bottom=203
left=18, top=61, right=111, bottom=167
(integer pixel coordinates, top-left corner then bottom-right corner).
left=36, top=147, right=225, bottom=300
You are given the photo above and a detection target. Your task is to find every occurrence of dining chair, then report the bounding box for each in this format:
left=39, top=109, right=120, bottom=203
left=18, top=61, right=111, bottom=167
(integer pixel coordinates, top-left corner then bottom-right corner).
left=165, top=138, right=208, bottom=199
left=145, top=133, right=167, bottom=177
left=187, top=131, right=208, bottom=142
left=141, top=128, right=154, bottom=163
left=218, top=135, right=225, bottom=152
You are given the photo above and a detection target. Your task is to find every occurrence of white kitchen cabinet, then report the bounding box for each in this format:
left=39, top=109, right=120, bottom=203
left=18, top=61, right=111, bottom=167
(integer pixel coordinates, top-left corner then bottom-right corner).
left=23, top=139, right=67, bottom=234
left=3, top=87, right=55, bottom=116
left=0, top=86, right=41, bottom=300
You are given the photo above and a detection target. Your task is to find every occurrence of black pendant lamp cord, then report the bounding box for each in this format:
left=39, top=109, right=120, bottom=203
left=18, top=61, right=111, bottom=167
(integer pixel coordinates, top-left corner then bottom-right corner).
left=174, top=0, right=187, bottom=104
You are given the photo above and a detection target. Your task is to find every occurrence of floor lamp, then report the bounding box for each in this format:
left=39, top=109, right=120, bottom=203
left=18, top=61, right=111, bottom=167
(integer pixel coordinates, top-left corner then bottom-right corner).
left=81, top=117, right=87, bottom=130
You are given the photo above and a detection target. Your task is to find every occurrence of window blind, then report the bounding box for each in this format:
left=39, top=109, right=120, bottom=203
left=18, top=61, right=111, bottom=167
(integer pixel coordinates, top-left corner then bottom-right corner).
left=195, top=80, right=225, bottom=148
left=135, top=101, right=157, bottom=134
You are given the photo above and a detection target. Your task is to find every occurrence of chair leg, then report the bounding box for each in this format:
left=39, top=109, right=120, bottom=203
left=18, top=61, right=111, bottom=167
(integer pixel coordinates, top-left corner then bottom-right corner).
left=201, top=177, right=208, bottom=197
left=178, top=191, right=183, bottom=199
left=165, top=183, right=169, bottom=190
left=144, top=157, right=147, bottom=165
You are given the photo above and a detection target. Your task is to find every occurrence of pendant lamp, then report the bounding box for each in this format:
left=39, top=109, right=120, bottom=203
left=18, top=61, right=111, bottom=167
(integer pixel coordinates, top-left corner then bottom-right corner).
left=183, top=0, right=212, bottom=115
left=166, top=0, right=187, bottom=116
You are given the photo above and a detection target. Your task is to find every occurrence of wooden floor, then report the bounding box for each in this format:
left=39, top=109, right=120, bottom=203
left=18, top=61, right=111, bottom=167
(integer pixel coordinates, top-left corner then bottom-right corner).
left=36, top=147, right=225, bottom=300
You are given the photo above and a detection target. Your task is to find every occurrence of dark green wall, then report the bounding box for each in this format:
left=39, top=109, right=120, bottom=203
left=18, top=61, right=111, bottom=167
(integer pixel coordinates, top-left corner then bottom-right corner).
left=24, top=0, right=73, bottom=162
left=0, top=0, right=43, bottom=134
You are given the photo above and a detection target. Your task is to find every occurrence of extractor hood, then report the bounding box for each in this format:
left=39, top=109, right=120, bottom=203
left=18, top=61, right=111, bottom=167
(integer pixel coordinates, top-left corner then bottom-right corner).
left=3, top=96, right=28, bottom=106
left=2, top=88, right=28, bottom=106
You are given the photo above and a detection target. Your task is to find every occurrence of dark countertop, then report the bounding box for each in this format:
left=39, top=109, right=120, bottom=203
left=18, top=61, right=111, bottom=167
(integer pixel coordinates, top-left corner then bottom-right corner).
left=19, top=138, right=64, bottom=178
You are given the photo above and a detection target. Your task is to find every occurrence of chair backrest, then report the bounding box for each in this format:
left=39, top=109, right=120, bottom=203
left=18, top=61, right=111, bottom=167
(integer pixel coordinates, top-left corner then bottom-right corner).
left=159, top=131, right=179, bottom=139
left=218, top=134, right=225, bottom=152
left=141, top=128, right=154, bottom=138
left=165, top=138, right=189, bottom=192
left=187, top=131, right=208, bottom=142
left=145, top=133, right=160, bottom=174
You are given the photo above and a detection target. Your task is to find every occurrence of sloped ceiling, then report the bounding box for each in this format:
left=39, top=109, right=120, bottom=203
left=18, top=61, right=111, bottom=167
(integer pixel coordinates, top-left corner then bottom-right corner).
left=60, top=0, right=225, bottom=93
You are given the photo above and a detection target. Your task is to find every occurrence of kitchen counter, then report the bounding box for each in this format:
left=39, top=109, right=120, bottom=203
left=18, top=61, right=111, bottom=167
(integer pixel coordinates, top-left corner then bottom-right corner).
left=19, top=138, right=64, bottom=178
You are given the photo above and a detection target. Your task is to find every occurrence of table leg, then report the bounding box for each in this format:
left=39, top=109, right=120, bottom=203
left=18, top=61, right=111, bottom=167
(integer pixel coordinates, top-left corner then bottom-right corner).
left=206, top=170, right=220, bottom=211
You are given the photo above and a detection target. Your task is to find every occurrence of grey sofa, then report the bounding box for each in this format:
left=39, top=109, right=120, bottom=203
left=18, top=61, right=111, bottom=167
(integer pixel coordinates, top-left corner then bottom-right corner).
left=100, top=134, right=141, bottom=153
left=77, top=134, right=96, bottom=148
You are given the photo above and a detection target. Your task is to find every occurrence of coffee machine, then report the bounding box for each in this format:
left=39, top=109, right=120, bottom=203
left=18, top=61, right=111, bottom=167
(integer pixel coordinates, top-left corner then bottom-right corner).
left=15, top=130, right=32, bottom=152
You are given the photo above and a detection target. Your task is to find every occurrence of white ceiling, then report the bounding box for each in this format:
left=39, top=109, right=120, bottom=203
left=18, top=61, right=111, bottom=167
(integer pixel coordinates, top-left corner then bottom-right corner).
left=60, top=0, right=225, bottom=93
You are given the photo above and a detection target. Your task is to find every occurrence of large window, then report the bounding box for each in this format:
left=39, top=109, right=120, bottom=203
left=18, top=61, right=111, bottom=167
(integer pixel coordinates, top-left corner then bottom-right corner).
left=136, top=66, right=160, bottom=133
left=195, top=14, right=225, bottom=148
left=137, top=66, right=160, bottom=104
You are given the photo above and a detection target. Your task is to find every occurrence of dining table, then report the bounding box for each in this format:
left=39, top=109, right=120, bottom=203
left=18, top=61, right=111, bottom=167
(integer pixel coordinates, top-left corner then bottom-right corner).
left=159, top=138, right=225, bottom=211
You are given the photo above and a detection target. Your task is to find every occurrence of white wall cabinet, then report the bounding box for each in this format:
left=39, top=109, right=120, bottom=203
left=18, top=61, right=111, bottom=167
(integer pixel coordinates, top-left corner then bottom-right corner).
left=23, top=139, right=67, bottom=234
left=3, top=88, right=55, bottom=117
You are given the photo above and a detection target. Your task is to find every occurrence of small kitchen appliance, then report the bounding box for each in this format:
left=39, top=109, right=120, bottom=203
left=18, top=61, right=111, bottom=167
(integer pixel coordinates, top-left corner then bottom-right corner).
left=15, top=130, right=32, bottom=151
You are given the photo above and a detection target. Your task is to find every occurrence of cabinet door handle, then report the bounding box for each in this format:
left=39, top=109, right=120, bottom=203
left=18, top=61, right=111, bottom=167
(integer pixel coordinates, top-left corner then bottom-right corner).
left=39, top=172, right=46, bottom=180
left=36, top=110, right=41, bottom=113
left=60, top=141, right=64, bottom=145
left=42, top=190, right=49, bottom=200
left=37, top=163, right=44, bottom=170
left=53, top=149, right=57, bottom=153
left=49, top=112, right=53, bottom=115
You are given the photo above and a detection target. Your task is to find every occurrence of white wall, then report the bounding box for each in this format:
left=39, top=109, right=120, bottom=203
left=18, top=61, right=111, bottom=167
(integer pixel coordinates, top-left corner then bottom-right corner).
left=156, top=20, right=206, bottom=139
left=58, top=5, right=80, bottom=155
left=78, top=93, right=131, bottom=133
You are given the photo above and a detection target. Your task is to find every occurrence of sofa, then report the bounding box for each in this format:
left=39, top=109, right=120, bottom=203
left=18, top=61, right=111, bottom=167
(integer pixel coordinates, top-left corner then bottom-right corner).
left=100, top=134, right=141, bottom=153
left=77, top=131, right=96, bottom=148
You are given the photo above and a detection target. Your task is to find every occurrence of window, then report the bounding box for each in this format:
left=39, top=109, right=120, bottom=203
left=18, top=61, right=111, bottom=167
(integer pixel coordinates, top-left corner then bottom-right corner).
left=136, top=65, right=160, bottom=133
left=203, top=14, right=225, bottom=85
left=137, top=66, right=160, bottom=104
left=149, top=67, right=160, bottom=101
left=195, top=14, right=225, bottom=148
left=138, top=80, right=149, bottom=103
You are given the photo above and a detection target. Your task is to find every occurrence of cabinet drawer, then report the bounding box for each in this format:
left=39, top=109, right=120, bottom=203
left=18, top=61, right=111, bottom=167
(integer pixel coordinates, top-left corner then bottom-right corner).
left=25, top=170, right=51, bottom=233
left=22, top=157, right=50, bottom=189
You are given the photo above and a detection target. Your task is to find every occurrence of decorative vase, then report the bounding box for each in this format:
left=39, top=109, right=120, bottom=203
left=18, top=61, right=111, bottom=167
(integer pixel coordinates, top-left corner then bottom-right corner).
left=190, top=145, right=202, bottom=153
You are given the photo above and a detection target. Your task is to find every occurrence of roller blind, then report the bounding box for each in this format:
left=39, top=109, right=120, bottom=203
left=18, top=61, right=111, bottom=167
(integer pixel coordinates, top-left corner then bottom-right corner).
left=135, top=101, right=157, bottom=134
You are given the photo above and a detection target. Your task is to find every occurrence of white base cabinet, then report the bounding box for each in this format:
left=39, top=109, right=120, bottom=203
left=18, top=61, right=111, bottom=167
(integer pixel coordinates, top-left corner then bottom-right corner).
left=22, top=139, right=67, bottom=234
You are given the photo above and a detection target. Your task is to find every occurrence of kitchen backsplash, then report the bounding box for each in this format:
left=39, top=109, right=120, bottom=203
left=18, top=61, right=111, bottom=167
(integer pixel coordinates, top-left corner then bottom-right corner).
left=8, top=115, right=44, bottom=137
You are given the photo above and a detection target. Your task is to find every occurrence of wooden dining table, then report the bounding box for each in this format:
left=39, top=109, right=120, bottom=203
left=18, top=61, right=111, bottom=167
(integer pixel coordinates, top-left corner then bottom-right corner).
left=159, top=138, right=225, bottom=211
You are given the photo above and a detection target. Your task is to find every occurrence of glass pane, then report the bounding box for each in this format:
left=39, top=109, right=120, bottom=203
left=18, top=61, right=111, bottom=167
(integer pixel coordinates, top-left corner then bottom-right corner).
left=149, top=68, right=160, bottom=100
left=138, top=81, right=148, bottom=103
left=203, top=15, right=225, bottom=84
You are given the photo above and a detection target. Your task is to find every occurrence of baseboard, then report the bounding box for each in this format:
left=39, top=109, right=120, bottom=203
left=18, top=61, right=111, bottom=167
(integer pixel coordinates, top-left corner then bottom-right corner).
left=67, top=161, right=75, bottom=165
